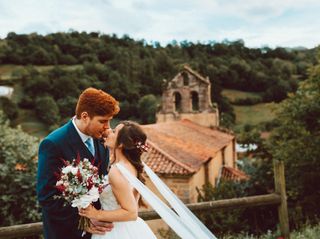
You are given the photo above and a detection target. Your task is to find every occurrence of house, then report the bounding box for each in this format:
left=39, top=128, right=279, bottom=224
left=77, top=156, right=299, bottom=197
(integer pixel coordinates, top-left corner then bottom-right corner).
left=143, top=66, right=246, bottom=204
left=142, top=119, right=239, bottom=203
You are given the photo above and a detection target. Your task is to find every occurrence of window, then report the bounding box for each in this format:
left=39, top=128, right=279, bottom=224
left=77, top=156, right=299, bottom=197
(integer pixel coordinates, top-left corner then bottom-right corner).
left=191, top=91, right=199, bottom=111
left=174, top=92, right=182, bottom=112
left=182, top=72, right=189, bottom=86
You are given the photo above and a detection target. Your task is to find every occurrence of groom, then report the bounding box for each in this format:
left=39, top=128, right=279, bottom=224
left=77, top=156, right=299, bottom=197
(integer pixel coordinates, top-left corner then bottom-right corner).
left=36, top=87, right=120, bottom=239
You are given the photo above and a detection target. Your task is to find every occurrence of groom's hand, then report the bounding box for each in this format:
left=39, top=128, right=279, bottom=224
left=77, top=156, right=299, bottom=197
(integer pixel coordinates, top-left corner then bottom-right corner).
left=87, top=218, right=114, bottom=234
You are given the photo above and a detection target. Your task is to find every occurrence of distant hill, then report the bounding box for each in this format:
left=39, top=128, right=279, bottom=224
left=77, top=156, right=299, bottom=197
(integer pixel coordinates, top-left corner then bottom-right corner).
left=0, top=32, right=318, bottom=129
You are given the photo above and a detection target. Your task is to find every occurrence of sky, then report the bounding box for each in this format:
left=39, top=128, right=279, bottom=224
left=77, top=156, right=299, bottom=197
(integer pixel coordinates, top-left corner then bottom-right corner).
left=0, top=0, right=320, bottom=49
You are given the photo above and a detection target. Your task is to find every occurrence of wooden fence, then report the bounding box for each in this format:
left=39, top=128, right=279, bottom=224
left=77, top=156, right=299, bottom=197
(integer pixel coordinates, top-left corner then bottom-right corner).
left=0, top=160, right=290, bottom=239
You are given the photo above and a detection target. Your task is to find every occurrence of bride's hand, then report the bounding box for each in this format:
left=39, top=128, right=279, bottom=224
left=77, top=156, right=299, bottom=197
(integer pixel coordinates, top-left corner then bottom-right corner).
left=79, top=204, right=99, bottom=220
left=101, top=129, right=112, bottom=148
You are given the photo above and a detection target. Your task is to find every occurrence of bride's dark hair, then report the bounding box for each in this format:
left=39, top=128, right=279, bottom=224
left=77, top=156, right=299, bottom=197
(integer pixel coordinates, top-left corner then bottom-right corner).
left=115, top=121, right=147, bottom=207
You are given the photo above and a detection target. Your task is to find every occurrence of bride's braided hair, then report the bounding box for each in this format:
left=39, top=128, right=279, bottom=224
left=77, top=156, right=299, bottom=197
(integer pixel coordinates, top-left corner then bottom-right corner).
left=115, top=121, right=147, bottom=207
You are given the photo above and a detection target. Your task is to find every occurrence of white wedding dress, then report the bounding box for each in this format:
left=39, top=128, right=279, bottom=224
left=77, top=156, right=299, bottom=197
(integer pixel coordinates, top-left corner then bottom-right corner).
left=92, top=163, right=217, bottom=239
left=92, top=175, right=157, bottom=239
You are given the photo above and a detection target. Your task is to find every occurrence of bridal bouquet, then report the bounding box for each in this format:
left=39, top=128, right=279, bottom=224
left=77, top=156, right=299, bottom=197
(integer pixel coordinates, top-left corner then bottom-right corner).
left=54, top=154, right=108, bottom=230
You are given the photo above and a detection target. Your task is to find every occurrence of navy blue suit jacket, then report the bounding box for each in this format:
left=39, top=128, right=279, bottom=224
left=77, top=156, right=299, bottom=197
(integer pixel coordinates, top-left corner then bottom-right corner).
left=36, top=120, right=109, bottom=239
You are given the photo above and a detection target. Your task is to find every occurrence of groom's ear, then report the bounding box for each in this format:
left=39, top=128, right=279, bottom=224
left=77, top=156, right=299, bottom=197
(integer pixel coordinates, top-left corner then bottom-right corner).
left=80, top=112, right=90, bottom=121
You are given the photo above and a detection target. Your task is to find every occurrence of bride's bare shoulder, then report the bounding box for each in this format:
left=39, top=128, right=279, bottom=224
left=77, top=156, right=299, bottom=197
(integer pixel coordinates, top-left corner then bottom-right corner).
left=108, top=163, right=137, bottom=184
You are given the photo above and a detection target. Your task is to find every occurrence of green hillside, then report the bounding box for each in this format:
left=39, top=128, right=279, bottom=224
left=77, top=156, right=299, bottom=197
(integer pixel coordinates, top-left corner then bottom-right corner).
left=233, top=103, right=276, bottom=126
left=222, top=89, right=261, bottom=102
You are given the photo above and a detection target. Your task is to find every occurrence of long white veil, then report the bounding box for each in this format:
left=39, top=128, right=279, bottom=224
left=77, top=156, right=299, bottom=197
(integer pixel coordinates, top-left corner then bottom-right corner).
left=115, top=163, right=217, bottom=239
left=143, top=162, right=217, bottom=239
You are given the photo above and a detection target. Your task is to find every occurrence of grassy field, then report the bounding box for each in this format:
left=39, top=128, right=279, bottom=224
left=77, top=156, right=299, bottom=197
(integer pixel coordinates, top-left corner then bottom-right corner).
left=233, top=103, right=277, bottom=126
left=13, top=109, right=49, bottom=139
left=222, top=89, right=277, bottom=128
left=0, top=64, right=83, bottom=80
left=0, top=65, right=24, bottom=80
left=222, top=89, right=261, bottom=102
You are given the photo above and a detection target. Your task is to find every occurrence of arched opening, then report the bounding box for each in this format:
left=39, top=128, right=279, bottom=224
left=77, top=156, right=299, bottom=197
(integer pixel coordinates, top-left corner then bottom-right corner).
left=191, top=91, right=199, bottom=111
left=182, top=72, right=189, bottom=86
left=173, top=92, right=182, bottom=112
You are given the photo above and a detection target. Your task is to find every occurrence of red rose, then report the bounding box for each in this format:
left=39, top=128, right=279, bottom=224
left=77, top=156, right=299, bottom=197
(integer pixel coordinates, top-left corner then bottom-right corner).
left=55, top=184, right=66, bottom=192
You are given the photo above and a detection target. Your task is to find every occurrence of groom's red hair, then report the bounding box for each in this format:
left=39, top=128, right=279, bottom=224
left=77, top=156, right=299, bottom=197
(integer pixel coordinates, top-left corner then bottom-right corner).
left=75, top=87, right=119, bottom=118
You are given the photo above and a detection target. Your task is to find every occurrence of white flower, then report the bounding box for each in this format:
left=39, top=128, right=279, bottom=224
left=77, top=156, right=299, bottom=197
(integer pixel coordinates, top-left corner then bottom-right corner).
left=62, top=165, right=72, bottom=174
left=56, top=156, right=105, bottom=207
left=56, top=180, right=63, bottom=186
left=71, top=166, right=78, bottom=175
left=88, top=186, right=99, bottom=196
left=71, top=187, right=100, bottom=208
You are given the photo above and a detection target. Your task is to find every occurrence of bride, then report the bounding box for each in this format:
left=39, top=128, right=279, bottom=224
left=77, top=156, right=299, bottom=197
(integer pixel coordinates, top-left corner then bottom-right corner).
left=79, top=121, right=216, bottom=239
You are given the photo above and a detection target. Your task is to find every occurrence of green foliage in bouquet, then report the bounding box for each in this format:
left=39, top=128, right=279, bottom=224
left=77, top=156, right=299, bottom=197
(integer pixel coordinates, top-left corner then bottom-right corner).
left=0, top=111, right=41, bottom=226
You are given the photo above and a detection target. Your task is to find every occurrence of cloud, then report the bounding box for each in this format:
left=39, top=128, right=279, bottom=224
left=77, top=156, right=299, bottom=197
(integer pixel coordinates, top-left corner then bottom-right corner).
left=0, top=0, right=319, bottom=48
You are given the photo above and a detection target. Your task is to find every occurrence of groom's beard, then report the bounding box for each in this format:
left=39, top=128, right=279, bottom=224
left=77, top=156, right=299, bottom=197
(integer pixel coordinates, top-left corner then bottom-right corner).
left=85, top=124, right=104, bottom=139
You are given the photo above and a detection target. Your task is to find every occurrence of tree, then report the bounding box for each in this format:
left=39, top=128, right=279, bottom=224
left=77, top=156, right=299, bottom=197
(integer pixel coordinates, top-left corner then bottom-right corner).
left=0, top=43, right=7, bottom=64
left=26, top=46, right=53, bottom=65
left=138, top=94, right=158, bottom=124
left=57, top=96, right=78, bottom=119
left=267, top=51, right=320, bottom=225
left=197, top=182, right=249, bottom=236
left=0, top=111, right=40, bottom=226
left=35, top=96, right=61, bottom=125
left=0, top=97, right=18, bottom=120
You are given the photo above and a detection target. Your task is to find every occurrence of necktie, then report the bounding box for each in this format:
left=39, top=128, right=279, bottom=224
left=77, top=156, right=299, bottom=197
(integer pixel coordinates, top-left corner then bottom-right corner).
left=85, top=138, right=95, bottom=156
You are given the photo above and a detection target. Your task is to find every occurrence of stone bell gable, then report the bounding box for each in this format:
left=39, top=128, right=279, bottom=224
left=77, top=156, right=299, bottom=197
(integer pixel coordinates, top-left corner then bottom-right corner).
left=156, top=65, right=219, bottom=127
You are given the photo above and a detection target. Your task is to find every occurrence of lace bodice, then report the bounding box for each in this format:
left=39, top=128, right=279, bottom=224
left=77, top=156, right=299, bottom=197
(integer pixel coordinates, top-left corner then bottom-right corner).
left=99, top=176, right=120, bottom=210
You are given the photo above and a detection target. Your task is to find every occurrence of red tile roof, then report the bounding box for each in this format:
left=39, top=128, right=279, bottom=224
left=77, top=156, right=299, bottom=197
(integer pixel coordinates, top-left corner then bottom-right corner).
left=142, top=120, right=235, bottom=175
left=142, top=141, right=194, bottom=176
left=221, top=166, right=249, bottom=181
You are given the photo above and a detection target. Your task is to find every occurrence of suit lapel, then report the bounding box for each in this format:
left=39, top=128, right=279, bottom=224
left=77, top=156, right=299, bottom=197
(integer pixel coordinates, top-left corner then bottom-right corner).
left=94, top=139, right=109, bottom=176
left=65, top=120, right=109, bottom=175
left=66, top=120, right=92, bottom=161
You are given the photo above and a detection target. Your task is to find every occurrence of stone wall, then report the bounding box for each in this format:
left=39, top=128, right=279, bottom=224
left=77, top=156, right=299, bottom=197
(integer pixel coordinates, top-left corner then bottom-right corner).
left=208, top=152, right=223, bottom=187
left=224, top=140, right=237, bottom=168
left=159, top=71, right=214, bottom=114
left=157, top=68, right=219, bottom=127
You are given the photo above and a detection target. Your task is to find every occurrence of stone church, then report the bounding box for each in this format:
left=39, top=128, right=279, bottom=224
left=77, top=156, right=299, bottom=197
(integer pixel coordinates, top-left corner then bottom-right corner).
left=156, top=65, right=219, bottom=128
left=142, top=66, right=247, bottom=204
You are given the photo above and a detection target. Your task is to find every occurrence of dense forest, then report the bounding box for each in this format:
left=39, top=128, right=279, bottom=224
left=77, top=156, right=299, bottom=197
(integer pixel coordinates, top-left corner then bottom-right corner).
left=0, top=31, right=317, bottom=127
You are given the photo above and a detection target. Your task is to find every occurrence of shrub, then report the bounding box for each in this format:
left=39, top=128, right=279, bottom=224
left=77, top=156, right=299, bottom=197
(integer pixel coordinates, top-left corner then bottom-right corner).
left=0, top=111, right=41, bottom=226
left=35, top=95, right=60, bottom=125
left=0, top=97, right=19, bottom=120
left=138, top=94, right=158, bottom=124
